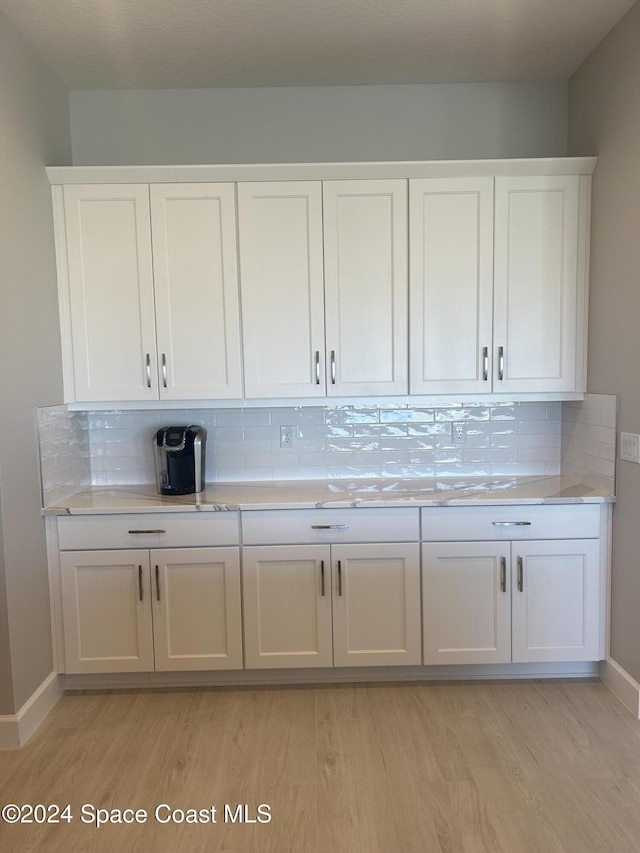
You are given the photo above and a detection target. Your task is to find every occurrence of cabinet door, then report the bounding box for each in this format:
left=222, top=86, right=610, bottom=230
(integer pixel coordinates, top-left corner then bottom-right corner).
left=332, top=543, right=421, bottom=667
left=242, top=545, right=332, bottom=668
left=60, top=550, right=154, bottom=673
left=150, top=547, right=242, bottom=671
left=493, top=176, right=580, bottom=393
left=238, top=182, right=326, bottom=397
left=63, top=184, right=158, bottom=402
left=511, top=539, right=600, bottom=662
left=150, top=184, right=243, bottom=399
left=409, top=178, right=494, bottom=394
left=422, top=542, right=511, bottom=664
left=323, top=180, right=408, bottom=396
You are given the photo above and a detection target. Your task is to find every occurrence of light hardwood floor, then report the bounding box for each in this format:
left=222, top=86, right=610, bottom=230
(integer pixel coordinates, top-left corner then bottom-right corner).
left=1, top=679, right=640, bottom=852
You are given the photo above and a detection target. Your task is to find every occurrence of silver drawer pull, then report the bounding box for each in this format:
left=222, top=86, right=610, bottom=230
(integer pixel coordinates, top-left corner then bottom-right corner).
left=492, top=522, right=532, bottom=527
left=311, top=524, right=349, bottom=530
left=128, top=529, right=167, bottom=534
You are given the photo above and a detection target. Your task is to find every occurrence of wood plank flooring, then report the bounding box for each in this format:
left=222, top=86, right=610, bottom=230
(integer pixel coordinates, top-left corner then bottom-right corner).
left=1, top=679, right=640, bottom=852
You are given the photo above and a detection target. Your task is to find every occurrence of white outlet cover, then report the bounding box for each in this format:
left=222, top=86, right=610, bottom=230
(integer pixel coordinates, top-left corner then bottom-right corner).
left=620, top=432, right=640, bottom=463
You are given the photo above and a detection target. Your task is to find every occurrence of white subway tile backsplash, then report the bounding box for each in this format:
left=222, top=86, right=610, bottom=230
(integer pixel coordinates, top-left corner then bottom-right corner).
left=37, top=400, right=577, bottom=493
left=326, top=409, right=381, bottom=425
left=561, top=393, right=617, bottom=494
left=37, top=406, right=91, bottom=507
left=380, top=409, right=435, bottom=423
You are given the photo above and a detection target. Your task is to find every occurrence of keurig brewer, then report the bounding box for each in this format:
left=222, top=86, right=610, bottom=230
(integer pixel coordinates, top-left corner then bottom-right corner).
left=153, top=425, right=206, bottom=495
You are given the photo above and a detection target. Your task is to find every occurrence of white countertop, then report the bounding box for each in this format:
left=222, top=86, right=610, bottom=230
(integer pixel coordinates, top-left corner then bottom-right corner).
left=43, top=475, right=615, bottom=515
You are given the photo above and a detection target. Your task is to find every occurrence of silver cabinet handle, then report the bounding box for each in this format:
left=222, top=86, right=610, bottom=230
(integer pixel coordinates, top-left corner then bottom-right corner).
left=311, top=524, right=349, bottom=530
left=330, top=350, right=336, bottom=385
left=138, top=565, right=144, bottom=602
left=320, top=560, right=325, bottom=597
left=162, top=353, right=167, bottom=388
left=498, top=346, right=504, bottom=381
left=315, top=350, right=321, bottom=385
left=492, top=522, right=531, bottom=527
left=145, top=353, right=152, bottom=388
left=155, top=565, right=160, bottom=601
left=128, top=529, right=167, bottom=534
left=517, top=556, right=524, bottom=592
left=337, top=560, right=343, bottom=597
left=500, top=556, right=507, bottom=593
left=482, top=346, right=489, bottom=381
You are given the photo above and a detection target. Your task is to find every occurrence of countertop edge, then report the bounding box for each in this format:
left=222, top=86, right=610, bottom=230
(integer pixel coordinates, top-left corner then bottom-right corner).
left=42, top=486, right=616, bottom=516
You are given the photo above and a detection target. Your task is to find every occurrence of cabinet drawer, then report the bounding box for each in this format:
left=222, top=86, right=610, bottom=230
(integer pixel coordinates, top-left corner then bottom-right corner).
left=57, top=512, right=240, bottom=550
left=241, top=508, right=420, bottom=545
left=421, top=504, right=600, bottom=541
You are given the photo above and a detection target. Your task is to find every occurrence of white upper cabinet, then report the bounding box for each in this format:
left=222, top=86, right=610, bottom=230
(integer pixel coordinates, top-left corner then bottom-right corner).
left=493, top=176, right=581, bottom=393
left=51, top=160, right=592, bottom=403
left=238, top=179, right=408, bottom=399
left=409, top=173, right=587, bottom=396
left=150, top=184, right=243, bottom=399
left=323, top=180, right=408, bottom=396
left=62, top=184, right=158, bottom=402
left=59, top=182, right=242, bottom=403
left=238, top=182, right=326, bottom=398
left=409, top=178, right=494, bottom=395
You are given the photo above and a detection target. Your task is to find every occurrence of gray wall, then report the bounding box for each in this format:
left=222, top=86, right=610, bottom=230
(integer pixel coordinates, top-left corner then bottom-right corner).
left=0, top=9, right=71, bottom=714
left=569, top=2, right=640, bottom=681
left=69, top=81, right=568, bottom=165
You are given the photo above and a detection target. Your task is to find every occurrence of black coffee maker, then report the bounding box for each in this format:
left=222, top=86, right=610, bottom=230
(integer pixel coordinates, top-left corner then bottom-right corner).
left=153, top=425, right=207, bottom=495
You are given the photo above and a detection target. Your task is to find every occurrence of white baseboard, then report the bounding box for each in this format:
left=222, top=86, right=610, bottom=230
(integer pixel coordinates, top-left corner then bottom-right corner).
left=599, top=658, right=640, bottom=717
left=0, top=672, right=64, bottom=749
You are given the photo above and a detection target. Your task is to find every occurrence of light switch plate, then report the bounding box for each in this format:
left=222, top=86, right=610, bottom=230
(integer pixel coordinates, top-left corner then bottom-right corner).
left=620, top=432, right=640, bottom=463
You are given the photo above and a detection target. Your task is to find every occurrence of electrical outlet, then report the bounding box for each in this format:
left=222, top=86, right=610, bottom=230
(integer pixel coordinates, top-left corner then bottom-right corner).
left=452, top=422, right=466, bottom=444
left=280, top=425, right=295, bottom=448
left=620, top=432, right=640, bottom=463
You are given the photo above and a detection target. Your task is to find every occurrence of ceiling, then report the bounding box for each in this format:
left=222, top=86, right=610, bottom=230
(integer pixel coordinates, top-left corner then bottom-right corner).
left=0, top=0, right=636, bottom=90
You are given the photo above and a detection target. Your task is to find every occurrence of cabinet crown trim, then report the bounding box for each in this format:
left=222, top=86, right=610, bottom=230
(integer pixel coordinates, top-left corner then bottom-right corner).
left=47, top=157, right=597, bottom=185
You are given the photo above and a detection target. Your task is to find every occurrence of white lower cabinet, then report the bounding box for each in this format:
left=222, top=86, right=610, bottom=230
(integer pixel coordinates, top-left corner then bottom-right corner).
left=422, top=538, right=600, bottom=665
left=242, top=543, right=421, bottom=669
left=60, top=547, right=242, bottom=673
left=54, top=503, right=607, bottom=681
